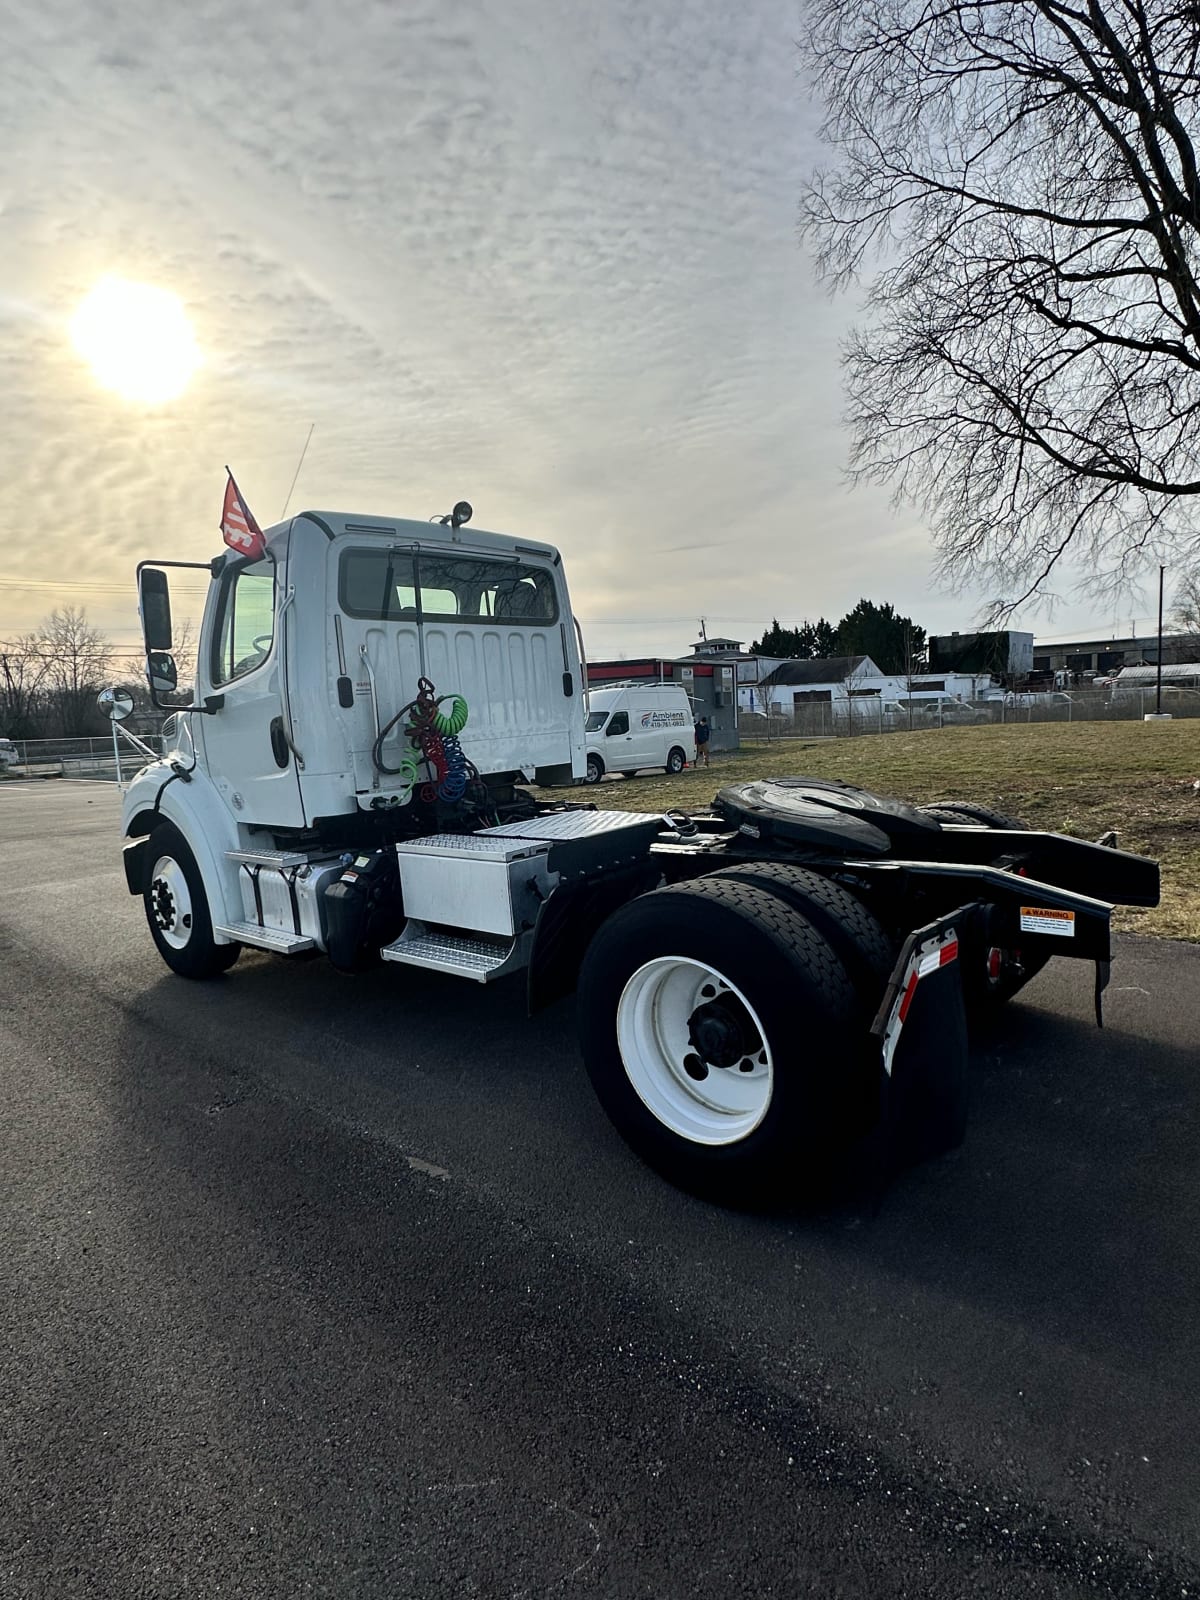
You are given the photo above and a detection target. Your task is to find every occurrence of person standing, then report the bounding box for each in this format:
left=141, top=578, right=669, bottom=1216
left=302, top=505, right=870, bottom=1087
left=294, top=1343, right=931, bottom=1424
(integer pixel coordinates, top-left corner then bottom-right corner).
left=694, top=715, right=711, bottom=767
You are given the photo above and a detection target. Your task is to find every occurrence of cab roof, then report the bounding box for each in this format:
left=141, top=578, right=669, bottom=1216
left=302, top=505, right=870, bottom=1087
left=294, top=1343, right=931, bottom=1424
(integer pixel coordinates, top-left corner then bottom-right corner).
left=275, top=510, right=562, bottom=564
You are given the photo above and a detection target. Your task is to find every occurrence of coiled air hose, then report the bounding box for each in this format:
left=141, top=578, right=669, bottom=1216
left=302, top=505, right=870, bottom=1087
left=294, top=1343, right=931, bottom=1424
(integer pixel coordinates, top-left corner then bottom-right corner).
left=371, top=675, right=473, bottom=806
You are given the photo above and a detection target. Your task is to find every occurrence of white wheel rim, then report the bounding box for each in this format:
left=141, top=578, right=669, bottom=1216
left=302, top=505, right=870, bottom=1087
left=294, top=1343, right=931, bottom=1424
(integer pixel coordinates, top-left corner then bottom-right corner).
left=150, top=855, right=194, bottom=950
left=615, top=957, right=774, bottom=1145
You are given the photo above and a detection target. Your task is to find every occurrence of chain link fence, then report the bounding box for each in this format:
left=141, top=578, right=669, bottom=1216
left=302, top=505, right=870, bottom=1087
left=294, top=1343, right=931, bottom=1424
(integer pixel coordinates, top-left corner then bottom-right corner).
left=0, top=735, right=166, bottom=781
left=742, top=686, right=1200, bottom=742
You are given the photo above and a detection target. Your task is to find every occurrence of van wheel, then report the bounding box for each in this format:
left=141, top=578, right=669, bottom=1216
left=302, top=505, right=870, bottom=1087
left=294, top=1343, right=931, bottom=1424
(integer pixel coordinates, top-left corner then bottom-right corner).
left=144, top=822, right=240, bottom=979
left=585, top=754, right=604, bottom=785
left=666, top=747, right=686, bottom=774
left=577, top=878, right=863, bottom=1200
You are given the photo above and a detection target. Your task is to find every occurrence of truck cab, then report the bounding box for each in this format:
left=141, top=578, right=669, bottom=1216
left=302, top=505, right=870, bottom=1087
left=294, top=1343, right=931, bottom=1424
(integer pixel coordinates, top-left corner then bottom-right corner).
left=149, top=508, right=587, bottom=838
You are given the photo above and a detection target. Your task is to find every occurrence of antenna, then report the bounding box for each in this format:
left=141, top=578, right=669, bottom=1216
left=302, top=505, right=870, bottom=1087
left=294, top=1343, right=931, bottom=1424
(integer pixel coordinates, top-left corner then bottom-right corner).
left=698, top=617, right=708, bottom=641
left=280, top=423, right=316, bottom=520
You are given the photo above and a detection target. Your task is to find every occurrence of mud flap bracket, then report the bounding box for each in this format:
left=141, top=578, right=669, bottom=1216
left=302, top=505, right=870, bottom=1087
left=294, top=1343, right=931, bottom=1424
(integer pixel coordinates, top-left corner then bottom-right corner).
left=1095, top=959, right=1110, bottom=1028
left=869, top=907, right=974, bottom=1188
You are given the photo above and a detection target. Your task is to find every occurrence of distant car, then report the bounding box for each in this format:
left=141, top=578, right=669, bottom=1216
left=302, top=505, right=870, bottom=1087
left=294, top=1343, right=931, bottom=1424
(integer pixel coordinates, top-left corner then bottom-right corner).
left=0, top=737, right=18, bottom=769
left=832, top=698, right=912, bottom=731
left=916, top=698, right=981, bottom=725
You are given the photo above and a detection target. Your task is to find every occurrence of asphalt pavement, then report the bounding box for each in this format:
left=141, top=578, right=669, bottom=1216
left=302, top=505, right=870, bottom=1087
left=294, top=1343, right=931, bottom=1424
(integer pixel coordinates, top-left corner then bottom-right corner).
left=2, top=780, right=1198, bottom=1599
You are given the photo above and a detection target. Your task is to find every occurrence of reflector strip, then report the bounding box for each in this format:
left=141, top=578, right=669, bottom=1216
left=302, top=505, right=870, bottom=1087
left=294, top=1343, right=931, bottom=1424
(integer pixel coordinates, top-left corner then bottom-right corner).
left=897, top=970, right=920, bottom=1023
left=876, top=921, right=961, bottom=1080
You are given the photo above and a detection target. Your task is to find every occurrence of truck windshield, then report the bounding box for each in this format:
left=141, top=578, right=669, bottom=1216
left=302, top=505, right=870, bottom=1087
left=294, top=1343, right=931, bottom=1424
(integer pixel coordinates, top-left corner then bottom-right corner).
left=584, top=711, right=608, bottom=731
left=339, top=548, right=558, bottom=624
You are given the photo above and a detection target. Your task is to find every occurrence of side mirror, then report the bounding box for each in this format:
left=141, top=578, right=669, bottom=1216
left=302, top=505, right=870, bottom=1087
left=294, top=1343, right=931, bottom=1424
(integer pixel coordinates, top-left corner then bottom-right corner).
left=139, top=567, right=173, bottom=652
left=97, top=686, right=134, bottom=721
left=147, top=652, right=178, bottom=694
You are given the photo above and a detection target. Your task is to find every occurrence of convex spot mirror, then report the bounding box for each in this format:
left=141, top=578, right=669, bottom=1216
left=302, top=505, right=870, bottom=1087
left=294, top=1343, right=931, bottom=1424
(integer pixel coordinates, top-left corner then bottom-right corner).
left=147, top=652, right=178, bottom=694
left=139, top=567, right=173, bottom=652
left=97, top=686, right=134, bottom=721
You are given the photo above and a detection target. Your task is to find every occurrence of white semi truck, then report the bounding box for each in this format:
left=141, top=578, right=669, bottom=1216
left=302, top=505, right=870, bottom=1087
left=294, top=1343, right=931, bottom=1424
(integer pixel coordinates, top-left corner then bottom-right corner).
left=113, top=503, right=1160, bottom=1198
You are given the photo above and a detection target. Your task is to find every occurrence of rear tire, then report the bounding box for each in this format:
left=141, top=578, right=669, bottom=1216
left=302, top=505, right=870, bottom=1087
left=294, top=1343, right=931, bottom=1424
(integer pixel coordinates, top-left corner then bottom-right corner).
left=666, top=747, right=686, bottom=775
left=577, top=878, right=865, bottom=1199
left=706, top=862, right=894, bottom=1020
left=143, top=822, right=240, bottom=979
left=921, top=801, right=1026, bottom=830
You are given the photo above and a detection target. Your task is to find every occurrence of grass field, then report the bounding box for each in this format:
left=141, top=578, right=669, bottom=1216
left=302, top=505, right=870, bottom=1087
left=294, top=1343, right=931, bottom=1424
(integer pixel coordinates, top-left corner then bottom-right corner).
left=568, top=722, right=1200, bottom=941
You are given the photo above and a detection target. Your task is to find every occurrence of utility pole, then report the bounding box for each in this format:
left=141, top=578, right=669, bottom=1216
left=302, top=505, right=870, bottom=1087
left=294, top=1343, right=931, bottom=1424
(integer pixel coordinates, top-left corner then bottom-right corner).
left=1156, top=565, right=1165, bottom=715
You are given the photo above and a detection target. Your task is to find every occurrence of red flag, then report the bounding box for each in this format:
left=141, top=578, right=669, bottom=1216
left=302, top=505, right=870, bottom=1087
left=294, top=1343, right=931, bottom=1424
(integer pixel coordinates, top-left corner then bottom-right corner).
left=220, top=470, right=265, bottom=560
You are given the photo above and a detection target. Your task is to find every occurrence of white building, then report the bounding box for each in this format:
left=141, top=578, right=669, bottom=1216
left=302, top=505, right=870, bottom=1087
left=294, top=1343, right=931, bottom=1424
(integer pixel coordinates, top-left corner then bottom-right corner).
left=740, top=658, right=997, bottom=713
left=741, top=656, right=896, bottom=713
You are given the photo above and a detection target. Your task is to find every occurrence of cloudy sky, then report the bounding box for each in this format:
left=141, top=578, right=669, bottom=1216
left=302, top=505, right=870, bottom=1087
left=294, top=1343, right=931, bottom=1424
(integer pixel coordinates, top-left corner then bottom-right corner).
left=1, top=0, right=1156, bottom=676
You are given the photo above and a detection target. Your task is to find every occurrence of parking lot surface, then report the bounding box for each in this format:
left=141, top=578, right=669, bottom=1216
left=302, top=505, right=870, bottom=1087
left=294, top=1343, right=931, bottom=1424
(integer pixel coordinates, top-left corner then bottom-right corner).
left=2, top=781, right=1198, bottom=1598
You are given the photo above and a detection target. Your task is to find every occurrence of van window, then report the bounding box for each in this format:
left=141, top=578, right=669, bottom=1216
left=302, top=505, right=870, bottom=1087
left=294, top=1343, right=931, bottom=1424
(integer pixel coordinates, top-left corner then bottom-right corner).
left=585, top=711, right=608, bottom=732
left=338, top=548, right=557, bottom=624
left=606, top=712, right=629, bottom=736
left=212, top=559, right=275, bottom=686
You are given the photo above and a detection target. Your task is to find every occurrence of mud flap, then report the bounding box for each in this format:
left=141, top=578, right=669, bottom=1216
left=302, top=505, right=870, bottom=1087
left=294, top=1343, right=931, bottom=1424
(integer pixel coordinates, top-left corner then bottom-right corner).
left=869, top=909, right=973, bottom=1186
left=123, top=835, right=150, bottom=895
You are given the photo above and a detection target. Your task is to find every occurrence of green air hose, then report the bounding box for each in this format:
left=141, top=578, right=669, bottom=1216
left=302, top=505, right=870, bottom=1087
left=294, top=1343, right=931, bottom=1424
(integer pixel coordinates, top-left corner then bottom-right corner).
left=433, top=695, right=469, bottom=736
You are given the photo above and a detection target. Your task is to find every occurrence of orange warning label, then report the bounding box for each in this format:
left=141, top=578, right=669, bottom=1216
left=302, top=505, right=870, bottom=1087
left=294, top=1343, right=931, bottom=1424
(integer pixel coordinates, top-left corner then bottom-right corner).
left=1019, top=906, right=1076, bottom=937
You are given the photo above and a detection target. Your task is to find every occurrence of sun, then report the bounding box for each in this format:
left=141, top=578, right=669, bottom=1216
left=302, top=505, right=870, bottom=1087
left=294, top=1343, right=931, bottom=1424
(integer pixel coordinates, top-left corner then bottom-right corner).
left=70, top=277, right=200, bottom=404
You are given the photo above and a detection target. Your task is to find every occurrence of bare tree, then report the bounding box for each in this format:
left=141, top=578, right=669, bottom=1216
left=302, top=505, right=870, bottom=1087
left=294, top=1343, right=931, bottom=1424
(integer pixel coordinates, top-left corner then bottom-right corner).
left=171, top=618, right=198, bottom=695
left=801, top=0, right=1200, bottom=613
left=37, top=608, right=113, bottom=736
left=753, top=672, right=779, bottom=740
left=1173, top=569, right=1200, bottom=652
left=0, top=634, right=53, bottom=739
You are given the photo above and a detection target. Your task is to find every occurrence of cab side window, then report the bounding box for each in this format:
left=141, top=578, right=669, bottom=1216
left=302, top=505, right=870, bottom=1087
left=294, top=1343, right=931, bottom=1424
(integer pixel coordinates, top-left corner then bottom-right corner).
left=606, top=712, right=629, bottom=736
left=212, top=560, right=276, bottom=686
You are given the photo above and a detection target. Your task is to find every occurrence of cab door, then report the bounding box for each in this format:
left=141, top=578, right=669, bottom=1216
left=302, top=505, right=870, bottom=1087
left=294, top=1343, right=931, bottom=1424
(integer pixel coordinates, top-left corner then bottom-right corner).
left=196, top=549, right=305, bottom=828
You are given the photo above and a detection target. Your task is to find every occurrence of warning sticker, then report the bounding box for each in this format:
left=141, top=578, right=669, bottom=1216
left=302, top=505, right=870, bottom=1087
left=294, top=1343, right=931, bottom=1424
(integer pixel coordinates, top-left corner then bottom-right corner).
left=1019, top=906, right=1076, bottom=937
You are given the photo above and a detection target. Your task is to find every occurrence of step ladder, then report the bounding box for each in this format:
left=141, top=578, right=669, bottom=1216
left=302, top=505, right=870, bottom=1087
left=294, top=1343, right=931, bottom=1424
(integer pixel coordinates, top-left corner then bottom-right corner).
left=381, top=921, right=531, bottom=982
left=217, top=846, right=334, bottom=955
left=213, top=920, right=315, bottom=955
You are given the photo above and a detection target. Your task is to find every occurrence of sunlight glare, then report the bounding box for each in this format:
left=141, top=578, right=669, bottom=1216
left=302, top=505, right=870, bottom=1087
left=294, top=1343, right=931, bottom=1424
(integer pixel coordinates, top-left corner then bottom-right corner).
left=70, top=277, right=200, bottom=404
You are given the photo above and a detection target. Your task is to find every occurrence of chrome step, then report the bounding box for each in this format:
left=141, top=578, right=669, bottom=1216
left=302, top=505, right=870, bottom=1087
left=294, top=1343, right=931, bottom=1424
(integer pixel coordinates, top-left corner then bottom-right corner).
left=215, top=920, right=315, bottom=955
left=381, top=922, right=530, bottom=982
left=226, top=847, right=323, bottom=869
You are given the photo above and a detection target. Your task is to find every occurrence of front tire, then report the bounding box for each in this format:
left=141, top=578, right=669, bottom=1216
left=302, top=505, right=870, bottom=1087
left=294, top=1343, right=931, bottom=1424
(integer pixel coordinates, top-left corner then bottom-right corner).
left=143, top=822, right=240, bottom=979
left=585, top=754, right=604, bottom=785
left=666, top=747, right=686, bottom=775
left=577, top=878, right=864, bottom=1199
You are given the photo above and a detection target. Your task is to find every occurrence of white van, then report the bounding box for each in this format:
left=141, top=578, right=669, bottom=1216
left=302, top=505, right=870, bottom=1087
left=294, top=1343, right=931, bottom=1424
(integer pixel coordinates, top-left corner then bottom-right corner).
left=583, top=684, right=696, bottom=783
